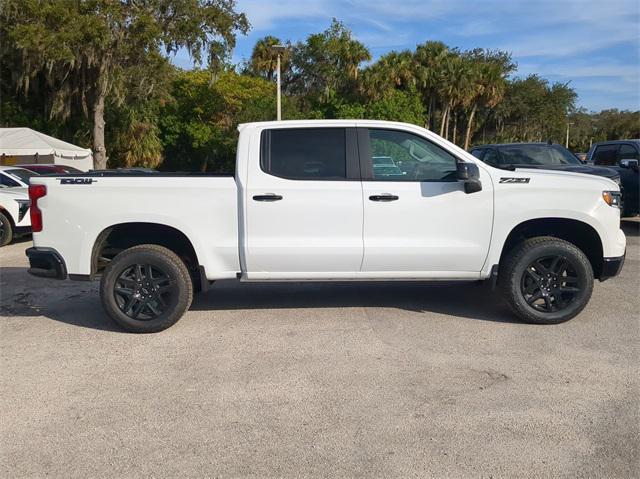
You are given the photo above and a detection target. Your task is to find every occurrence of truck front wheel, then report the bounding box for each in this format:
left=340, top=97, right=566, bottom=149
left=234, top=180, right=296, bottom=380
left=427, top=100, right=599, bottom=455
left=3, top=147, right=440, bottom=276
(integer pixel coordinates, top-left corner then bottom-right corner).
left=501, top=237, right=594, bottom=324
left=100, top=244, right=193, bottom=333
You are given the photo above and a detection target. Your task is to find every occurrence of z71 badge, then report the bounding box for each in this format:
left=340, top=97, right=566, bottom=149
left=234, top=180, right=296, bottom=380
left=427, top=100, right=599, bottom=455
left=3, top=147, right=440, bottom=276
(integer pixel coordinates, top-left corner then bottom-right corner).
left=59, top=178, right=97, bottom=185
left=499, top=177, right=530, bottom=184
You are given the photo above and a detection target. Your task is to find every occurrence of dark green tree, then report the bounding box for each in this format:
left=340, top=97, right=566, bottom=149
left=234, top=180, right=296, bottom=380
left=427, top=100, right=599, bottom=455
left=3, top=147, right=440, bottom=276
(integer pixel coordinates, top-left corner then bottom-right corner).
left=288, top=19, right=370, bottom=108
left=1, top=0, right=248, bottom=168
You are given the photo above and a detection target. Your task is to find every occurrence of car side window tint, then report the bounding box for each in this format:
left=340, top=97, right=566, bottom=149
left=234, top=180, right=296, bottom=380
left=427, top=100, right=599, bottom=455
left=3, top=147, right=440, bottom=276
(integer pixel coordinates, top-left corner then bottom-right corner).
left=366, top=129, right=458, bottom=181
left=483, top=149, right=499, bottom=165
left=0, top=174, right=20, bottom=187
left=593, top=145, right=618, bottom=165
left=261, top=128, right=347, bottom=180
left=470, top=149, right=483, bottom=159
left=618, top=144, right=638, bottom=160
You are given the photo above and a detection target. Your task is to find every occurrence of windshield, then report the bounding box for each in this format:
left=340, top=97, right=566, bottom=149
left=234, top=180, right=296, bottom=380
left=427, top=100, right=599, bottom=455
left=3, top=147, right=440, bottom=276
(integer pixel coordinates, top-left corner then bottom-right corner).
left=499, top=145, right=582, bottom=166
left=4, top=168, right=39, bottom=184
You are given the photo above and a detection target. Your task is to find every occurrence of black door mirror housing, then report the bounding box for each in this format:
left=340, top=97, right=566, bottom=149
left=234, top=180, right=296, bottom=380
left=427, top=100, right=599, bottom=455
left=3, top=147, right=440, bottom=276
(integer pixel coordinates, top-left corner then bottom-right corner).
left=620, top=159, right=639, bottom=170
left=457, top=162, right=482, bottom=193
left=457, top=162, right=479, bottom=180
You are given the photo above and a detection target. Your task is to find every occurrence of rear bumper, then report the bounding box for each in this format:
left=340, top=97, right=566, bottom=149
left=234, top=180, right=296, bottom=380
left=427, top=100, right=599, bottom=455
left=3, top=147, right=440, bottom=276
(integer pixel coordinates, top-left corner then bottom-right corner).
left=599, top=253, right=625, bottom=281
left=25, top=247, right=67, bottom=279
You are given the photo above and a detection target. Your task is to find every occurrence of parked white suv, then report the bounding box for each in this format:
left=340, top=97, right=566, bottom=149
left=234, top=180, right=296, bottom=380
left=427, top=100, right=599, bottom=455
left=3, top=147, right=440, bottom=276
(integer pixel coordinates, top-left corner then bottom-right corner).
left=0, top=165, right=39, bottom=188
left=0, top=188, right=31, bottom=246
left=26, top=120, right=625, bottom=332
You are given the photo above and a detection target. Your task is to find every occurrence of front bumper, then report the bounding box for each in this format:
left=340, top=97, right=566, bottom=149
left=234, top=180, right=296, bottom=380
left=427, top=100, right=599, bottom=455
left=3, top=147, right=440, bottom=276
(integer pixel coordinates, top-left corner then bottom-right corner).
left=599, top=253, right=625, bottom=281
left=26, top=247, right=67, bottom=279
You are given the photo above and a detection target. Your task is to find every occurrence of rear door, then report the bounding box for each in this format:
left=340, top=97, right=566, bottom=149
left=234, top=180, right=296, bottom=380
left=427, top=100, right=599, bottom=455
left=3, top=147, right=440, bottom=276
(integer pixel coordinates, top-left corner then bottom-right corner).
left=244, top=126, right=364, bottom=278
left=358, top=127, right=493, bottom=276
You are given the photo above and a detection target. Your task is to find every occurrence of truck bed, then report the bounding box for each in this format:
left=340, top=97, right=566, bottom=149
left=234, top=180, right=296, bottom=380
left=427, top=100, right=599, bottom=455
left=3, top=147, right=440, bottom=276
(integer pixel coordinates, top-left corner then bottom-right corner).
left=31, top=175, right=240, bottom=279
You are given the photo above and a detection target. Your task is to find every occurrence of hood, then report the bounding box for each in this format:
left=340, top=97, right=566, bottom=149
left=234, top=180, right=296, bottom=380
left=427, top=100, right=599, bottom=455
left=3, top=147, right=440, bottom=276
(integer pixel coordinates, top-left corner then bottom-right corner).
left=512, top=164, right=619, bottom=178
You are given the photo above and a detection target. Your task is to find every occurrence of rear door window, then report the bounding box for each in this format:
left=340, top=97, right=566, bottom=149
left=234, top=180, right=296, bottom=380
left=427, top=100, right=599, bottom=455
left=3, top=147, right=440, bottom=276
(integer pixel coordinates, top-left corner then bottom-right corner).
left=261, top=128, right=347, bottom=180
left=618, top=144, right=639, bottom=160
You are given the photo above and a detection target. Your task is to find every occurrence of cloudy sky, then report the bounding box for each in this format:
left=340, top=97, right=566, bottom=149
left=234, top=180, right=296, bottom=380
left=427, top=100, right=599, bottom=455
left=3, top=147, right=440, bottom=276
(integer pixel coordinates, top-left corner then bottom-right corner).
left=174, top=0, right=640, bottom=112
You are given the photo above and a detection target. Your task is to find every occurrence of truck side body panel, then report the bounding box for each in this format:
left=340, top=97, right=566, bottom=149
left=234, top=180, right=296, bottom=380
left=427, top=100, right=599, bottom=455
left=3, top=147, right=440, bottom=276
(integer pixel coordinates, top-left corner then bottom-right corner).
left=483, top=169, right=626, bottom=276
left=32, top=176, right=240, bottom=278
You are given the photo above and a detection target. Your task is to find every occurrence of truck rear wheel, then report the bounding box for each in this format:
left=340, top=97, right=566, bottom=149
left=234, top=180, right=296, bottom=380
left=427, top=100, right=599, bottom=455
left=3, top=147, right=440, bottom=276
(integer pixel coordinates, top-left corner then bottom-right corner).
left=0, top=211, right=13, bottom=247
left=100, top=244, right=193, bottom=333
left=501, top=236, right=594, bottom=324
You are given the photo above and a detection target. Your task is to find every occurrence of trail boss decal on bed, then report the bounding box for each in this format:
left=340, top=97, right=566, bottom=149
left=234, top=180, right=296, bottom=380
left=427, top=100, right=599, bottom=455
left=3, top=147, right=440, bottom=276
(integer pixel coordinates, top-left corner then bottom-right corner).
left=499, top=177, right=530, bottom=184
left=58, top=178, right=97, bottom=185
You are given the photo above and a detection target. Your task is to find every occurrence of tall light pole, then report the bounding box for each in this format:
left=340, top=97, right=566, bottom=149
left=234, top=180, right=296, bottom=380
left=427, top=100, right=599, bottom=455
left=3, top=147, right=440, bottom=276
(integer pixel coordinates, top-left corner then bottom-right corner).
left=272, top=45, right=286, bottom=121
left=565, top=122, right=574, bottom=148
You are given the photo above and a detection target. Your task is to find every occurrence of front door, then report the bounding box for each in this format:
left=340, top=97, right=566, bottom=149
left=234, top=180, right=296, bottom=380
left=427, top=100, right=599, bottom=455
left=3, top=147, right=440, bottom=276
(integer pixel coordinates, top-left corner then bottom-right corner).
left=359, top=127, right=493, bottom=276
left=244, top=126, right=364, bottom=279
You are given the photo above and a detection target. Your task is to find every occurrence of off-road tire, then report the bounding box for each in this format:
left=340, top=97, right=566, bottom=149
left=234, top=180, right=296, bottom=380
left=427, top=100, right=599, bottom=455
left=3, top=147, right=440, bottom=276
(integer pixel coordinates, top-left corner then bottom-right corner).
left=100, top=244, right=193, bottom=333
left=501, top=236, right=594, bottom=324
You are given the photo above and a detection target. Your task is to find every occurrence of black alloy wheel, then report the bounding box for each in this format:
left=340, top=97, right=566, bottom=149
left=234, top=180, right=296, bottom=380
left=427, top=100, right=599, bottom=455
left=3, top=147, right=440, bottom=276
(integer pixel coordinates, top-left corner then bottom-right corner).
left=520, top=255, right=581, bottom=313
left=114, top=263, right=176, bottom=320
left=501, top=236, right=594, bottom=324
left=100, top=244, right=193, bottom=333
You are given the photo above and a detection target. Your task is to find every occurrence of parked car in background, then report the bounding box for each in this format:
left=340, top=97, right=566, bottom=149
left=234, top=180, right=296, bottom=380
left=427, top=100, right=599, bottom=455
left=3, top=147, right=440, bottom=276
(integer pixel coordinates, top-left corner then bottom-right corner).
left=470, top=143, right=619, bottom=181
left=587, top=140, right=639, bottom=217
left=470, top=142, right=625, bottom=202
left=0, top=188, right=31, bottom=246
left=574, top=152, right=587, bottom=163
left=20, top=164, right=83, bottom=175
left=0, top=165, right=40, bottom=188
left=587, top=140, right=639, bottom=166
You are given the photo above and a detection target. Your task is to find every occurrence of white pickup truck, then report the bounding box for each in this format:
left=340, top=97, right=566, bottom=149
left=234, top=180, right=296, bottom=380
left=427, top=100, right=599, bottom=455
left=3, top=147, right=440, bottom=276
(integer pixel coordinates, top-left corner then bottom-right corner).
left=26, top=120, right=626, bottom=332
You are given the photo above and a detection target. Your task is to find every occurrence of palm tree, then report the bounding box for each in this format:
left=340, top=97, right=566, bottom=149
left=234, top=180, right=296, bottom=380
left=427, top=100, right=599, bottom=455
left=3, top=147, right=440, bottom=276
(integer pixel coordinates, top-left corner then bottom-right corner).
left=360, top=50, right=415, bottom=100
left=250, top=36, right=288, bottom=82
left=462, top=50, right=513, bottom=149
left=414, top=41, right=450, bottom=130
left=437, top=51, right=470, bottom=140
left=339, top=39, right=371, bottom=81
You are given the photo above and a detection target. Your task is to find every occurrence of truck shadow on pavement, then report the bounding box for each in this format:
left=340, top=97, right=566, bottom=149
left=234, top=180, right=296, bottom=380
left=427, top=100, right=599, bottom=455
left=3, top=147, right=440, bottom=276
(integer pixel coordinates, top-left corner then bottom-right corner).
left=0, top=267, right=121, bottom=332
left=191, top=279, right=518, bottom=324
left=0, top=265, right=519, bottom=331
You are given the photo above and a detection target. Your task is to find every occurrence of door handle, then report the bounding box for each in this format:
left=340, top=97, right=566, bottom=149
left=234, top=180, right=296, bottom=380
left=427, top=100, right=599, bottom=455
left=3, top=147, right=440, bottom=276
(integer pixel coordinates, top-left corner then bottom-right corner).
left=253, top=194, right=283, bottom=202
left=369, top=194, right=399, bottom=202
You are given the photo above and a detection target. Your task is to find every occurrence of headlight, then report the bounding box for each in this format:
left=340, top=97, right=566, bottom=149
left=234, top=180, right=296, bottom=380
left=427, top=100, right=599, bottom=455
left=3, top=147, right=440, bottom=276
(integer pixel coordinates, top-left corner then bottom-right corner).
left=602, top=190, right=622, bottom=208
left=15, top=199, right=29, bottom=222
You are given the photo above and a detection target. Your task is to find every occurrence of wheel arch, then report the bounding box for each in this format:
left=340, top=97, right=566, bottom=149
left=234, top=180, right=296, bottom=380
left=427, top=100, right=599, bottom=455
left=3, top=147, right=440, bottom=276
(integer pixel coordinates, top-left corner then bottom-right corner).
left=0, top=206, right=16, bottom=226
left=91, top=222, right=201, bottom=282
left=499, top=218, right=604, bottom=278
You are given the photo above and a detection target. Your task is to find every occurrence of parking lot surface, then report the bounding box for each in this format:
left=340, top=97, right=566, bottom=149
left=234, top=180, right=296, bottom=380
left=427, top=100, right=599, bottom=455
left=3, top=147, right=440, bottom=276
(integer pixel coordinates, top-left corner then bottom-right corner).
left=1, top=220, right=638, bottom=478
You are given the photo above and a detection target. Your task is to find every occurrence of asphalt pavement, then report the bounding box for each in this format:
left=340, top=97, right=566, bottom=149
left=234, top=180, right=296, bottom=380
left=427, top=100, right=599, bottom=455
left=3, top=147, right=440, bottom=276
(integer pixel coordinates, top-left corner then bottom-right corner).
left=1, top=220, right=638, bottom=478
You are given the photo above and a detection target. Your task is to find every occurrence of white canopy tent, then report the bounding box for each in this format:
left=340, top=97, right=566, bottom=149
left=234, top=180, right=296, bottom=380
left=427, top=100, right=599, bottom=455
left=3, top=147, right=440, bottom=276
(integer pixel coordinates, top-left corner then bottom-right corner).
left=0, top=127, right=93, bottom=171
